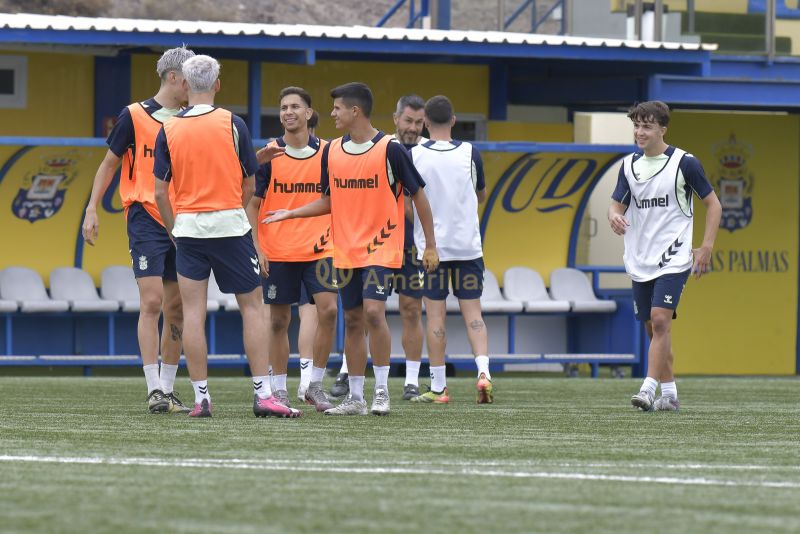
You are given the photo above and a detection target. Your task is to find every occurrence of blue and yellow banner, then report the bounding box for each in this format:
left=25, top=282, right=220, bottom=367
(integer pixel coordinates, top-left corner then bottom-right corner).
left=0, top=146, right=128, bottom=285
left=480, top=151, right=623, bottom=284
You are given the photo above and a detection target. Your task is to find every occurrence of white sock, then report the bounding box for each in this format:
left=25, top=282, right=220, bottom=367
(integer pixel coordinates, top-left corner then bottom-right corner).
left=191, top=380, right=209, bottom=404
left=661, top=381, right=678, bottom=400
left=299, top=357, right=312, bottom=388
left=253, top=375, right=271, bottom=399
left=430, top=365, right=447, bottom=393
left=405, top=360, right=421, bottom=387
left=340, top=356, right=349, bottom=374
left=640, top=376, right=658, bottom=397
left=160, top=363, right=178, bottom=394
left=373, top=365, right=390, bottom=389
left=273, top=374, right=287, bottom=392
left=311, top=366, right=326, bottom=384
left=349, top=375, right=365, bottom=401
left=143, top=364, right=160, bottom=393
left=268, top=365, right=274, bottom=390
left=475, top=355, right=491, bottom=379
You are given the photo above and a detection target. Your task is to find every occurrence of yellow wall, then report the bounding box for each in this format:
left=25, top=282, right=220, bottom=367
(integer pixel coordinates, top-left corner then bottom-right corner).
left=668, top=111, right=799, bottom=375
left=131, top=55, right=489, bottom=139
left=611, top=0, right=748, bottom=13
left=0, top=51, right=94, bottom=137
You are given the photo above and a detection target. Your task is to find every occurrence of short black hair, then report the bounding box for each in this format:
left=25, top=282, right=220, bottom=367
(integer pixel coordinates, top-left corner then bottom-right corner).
left=330, top=82, right=373, bottom=118
left=395, top=94, right=425, bottom=115
left=279, top=86, right=312, bottom=107
left=308, top=109, right=319, bottom=130
left=424, top=95, right=454, bottom=125
left=627, top=100, right=670, bottom=127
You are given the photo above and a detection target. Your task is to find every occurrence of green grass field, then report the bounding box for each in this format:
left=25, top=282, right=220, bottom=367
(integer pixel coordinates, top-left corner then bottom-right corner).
left=1, top=375, right=799, bottom=533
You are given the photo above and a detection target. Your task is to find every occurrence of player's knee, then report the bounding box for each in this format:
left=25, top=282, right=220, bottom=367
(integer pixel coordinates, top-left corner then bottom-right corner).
left=363, top=307, right=385, bottom=329
left=269, top=312, right=290, bottom=333
left=400, top=300, right=421, bottom=323
left=650, top=312, right=672, bottom=336
left=316, top=302, right=337, bottom=326
left=139, top=292, right=162, bottom=316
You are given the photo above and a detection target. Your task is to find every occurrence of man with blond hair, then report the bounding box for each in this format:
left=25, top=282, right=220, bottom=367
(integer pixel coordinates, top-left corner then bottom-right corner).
left=82, top=46, right=195, bottom=414
left=153, top=55, right=298, bottom=418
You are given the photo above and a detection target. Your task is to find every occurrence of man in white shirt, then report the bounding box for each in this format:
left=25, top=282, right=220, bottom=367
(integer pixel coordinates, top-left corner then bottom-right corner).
left=410, top=95, right=493, bottom=404
left=609, top=100, right=721, bottom=412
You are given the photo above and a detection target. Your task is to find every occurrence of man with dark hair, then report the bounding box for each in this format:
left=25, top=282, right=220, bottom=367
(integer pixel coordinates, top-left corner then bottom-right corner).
left=246, top=86, right=338, bottom=414
left=265, top=81, right=439, bottom=416
left=82, top=45, right=195, bottom=414
left=409, top=94, right=492, bottom=404
left=609, top=100, right=721, bottom=412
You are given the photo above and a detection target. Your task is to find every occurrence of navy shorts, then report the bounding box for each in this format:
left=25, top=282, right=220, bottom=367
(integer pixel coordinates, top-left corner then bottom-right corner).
left=337, top=265, right=396, bottom=310
left=393, top=247, right=424, bottom=299
left=262, top=257, right=337, bottom=305
left=423, top=258, right=484, bottom=300
left=175, top=232, right=260, bottom=294
left=632, top=269, right=691, bottom=321
left=126, top=203, right=177, bottom=281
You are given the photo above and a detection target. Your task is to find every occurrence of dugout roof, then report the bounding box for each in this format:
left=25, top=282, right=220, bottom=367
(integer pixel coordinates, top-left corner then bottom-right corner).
left=1, top=12, right=799, bottom=115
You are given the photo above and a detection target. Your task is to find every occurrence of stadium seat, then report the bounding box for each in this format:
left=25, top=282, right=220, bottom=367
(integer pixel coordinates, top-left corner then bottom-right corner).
left=0, top=270, right=17, bottom=313
left=549, top=268, right=617, bottom=313
left=503, top=267, right=570, bottom=313
left=100, top=266, right=141, bottom=312
left=0, top=266, right=69, bottom=312
left=481, top=270, right=523, bottom=313
left=207, top=272, right=236, bottom=311
left=50, top=267, right=120, bottom=312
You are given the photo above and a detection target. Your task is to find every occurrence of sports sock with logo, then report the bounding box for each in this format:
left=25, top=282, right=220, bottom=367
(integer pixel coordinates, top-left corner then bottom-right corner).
left=253, top=375, right=271, bottom=400
left=191, top=380, right=210, bottom=404
left=299, top=357, right=312, bottom=388
left=430, top=365, right=447, bottom=393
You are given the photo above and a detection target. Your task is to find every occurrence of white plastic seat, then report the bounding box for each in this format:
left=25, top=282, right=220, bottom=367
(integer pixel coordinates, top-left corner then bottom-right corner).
left=503, top=267, right=570, bottom=313
left=100, top=266, right=141, bottom=312
left=50, top=267, right=120, bottom=312
left=207, top=272, right=239, bottom=311
left=0, top=266, right=69, bottom=312
left=549, top=268, right=617, bottom=313
left=480, top=270, right=523, bottom=313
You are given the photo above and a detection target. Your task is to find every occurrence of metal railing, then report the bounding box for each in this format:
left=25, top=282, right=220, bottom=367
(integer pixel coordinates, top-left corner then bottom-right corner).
left=376, top=0, right=430, bottom=29
left=501, top=0, right=568, bottom=34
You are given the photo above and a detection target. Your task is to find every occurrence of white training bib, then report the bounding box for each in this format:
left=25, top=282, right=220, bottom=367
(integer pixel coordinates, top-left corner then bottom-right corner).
left=622, top=147, right=694, bottom=282
left=411, top=141, right=483, bottom=261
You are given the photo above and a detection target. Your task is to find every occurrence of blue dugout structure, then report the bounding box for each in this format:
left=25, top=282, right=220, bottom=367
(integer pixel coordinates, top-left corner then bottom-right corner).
left=1, top=13, right=800, bottom=375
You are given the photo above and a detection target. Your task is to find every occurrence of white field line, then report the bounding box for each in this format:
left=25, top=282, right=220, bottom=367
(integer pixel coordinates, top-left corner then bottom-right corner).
left=1, top=455, right=800, bottom=489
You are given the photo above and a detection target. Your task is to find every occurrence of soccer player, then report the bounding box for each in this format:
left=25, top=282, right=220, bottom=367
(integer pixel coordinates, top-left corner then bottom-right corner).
left=82, top=46, right=195, bottom=414
left=246, top=86, right=338, bottom=413
left=265, top=82, right=439, bottom=416
left=609, top=100, right=721, bottom=412
left=329, top=93, right=429, bottom=400
left=409, top=95, right=493, bottom=404
left=153, top=54, right=297, bottom=418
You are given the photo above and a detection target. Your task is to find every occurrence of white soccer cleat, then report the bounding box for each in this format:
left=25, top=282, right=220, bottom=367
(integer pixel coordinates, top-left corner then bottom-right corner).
left=631, top=390, right=655, bottom=411
left=371, top=386, right=391, bottom=416
left=654, top=396, right=680, bottom=411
